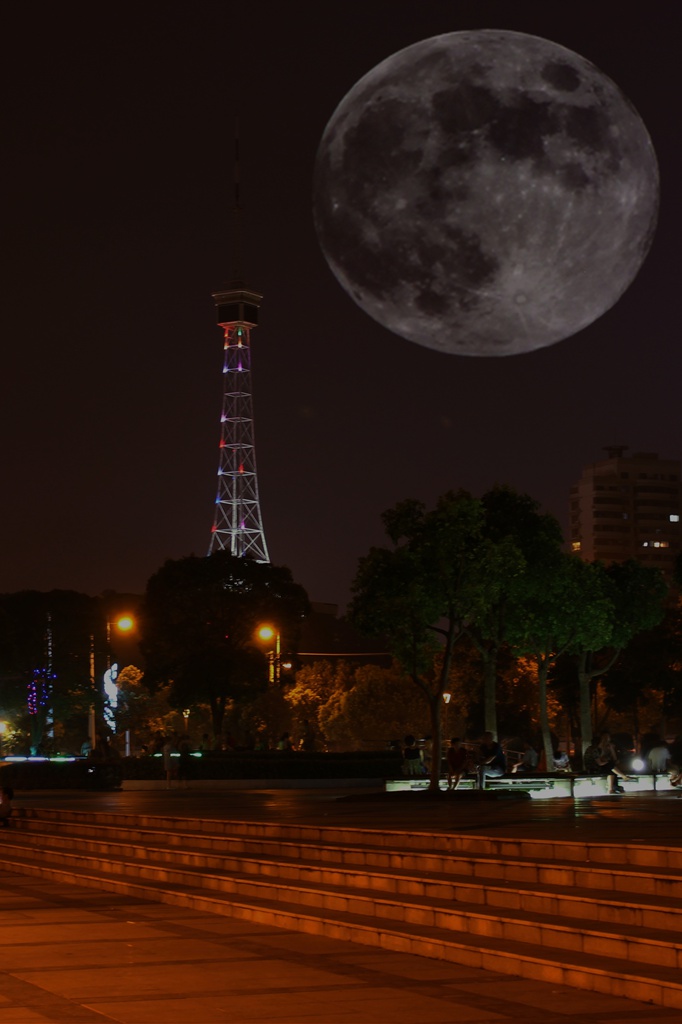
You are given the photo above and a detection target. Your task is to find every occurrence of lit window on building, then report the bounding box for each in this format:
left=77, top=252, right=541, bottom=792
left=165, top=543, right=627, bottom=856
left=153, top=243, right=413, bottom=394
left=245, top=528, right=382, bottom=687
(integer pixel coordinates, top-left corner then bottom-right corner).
left=671, top=514, right=680, bottom=522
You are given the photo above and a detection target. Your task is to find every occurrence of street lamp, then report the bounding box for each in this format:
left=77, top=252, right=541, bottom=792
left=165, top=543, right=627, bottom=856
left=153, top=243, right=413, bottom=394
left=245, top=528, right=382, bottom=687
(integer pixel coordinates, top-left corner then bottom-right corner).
left=90, top=615, right=136, bottom=751
left=442, top=691, right=452, bottom=738
left=103, top=615, right=136, bottom=731
left=257, top=625, right=281, bottom=684
left=113, top=616, right=134, bottom=636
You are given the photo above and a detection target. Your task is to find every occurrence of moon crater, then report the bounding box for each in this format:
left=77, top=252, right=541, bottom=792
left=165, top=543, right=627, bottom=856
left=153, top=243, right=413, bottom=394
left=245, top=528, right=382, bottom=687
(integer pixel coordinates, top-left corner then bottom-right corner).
left=313, top=30, right=659, bottom=356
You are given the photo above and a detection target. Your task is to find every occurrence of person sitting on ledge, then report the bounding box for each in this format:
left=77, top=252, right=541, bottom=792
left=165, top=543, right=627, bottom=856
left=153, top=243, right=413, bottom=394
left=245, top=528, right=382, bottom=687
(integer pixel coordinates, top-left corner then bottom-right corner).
left=402, top=734, right=423, bottom=776
left=477, top=732, right=506, bottom=788
left=584, top=732, right=629, bottom=794
left=511, top=741, right=538, bottom=773
left=446, top=737, right=468, bottom=789
left=647, top=740, right=671, bottom=775
left=553, top=748, right=571, bottom=771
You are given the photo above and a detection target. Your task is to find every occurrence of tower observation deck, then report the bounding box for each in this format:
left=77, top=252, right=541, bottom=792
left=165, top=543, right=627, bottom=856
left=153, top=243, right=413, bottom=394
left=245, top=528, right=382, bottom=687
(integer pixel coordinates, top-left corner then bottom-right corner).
left=208, top=283, right=270, bottom=561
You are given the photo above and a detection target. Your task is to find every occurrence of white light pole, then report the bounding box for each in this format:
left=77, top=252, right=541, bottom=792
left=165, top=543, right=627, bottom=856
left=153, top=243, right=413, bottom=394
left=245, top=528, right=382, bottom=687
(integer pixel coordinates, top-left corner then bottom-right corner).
left=442, top=691, right=452, bottom=739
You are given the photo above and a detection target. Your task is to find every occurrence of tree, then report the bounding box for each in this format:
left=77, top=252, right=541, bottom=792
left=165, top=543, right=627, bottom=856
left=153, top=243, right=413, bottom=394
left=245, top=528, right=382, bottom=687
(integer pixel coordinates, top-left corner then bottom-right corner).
left=140, top=552, right=309, bottom=740
left=508, top=553, right=615, bottom=772
left=349, top=491, right=497, bottom=791
left=601, top=596, right=681, bottom=736
left=341, top=663, right=432, bottom=750
left=674, top=552, right=682, bottom=591
left=571, top=561, right=667, bottom=753
left=114, top=665, right=178, bottom=745
left=468, top=487, right=563, bottom=737
left=607, top=561, right=668, bottom=651
left=285, top=660, right=354, bottom=748
left=288, top=661, right=431, bottom=751
left=563, top=561, right=621, bottom=757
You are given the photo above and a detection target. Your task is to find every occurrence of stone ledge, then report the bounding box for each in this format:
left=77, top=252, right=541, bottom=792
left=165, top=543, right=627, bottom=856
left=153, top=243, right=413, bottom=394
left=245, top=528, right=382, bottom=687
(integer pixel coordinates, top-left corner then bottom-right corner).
left=386, top=773, right=674, bottom=798
left=121, top=777, right=384, bottom=791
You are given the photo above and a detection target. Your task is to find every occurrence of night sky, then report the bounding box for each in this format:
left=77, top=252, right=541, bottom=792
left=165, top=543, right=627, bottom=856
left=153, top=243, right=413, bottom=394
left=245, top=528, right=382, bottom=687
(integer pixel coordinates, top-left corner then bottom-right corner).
left=3, top=2, right=680, bottom=611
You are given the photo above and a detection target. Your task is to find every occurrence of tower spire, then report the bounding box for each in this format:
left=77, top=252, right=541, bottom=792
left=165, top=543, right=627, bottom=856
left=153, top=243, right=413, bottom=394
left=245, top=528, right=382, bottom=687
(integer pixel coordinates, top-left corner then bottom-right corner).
left=208, top=124, right=269, bottom=562
left=231, top=116, right=243, bottom=284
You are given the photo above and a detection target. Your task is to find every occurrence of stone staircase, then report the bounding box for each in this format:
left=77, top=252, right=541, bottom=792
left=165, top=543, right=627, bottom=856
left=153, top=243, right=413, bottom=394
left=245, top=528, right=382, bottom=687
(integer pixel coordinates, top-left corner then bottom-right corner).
left=2, top=807, right=681, bottom=1010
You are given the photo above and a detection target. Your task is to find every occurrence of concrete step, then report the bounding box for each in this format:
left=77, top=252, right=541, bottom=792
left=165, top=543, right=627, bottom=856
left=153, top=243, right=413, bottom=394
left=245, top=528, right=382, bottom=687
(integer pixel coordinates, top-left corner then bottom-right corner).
left=14, top=812, right=682, bottom=901
left=3, top=808, right=681, bottom=1011
left=9, top=820, right=682, bottom=936
left=3, top=830, right=680, bottom=970
left=19, top=805, right=682, bottom=871
left=1, top=834, right=680, bottom=1011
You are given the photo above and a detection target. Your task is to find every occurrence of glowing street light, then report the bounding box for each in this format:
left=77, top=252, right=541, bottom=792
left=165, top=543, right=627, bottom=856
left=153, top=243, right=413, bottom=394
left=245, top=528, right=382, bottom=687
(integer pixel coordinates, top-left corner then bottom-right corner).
left=257, top=625, right=281, bottom=684
left=91, top=614, right=137, bottom=749
left=103, top=615, right=136, bottom=729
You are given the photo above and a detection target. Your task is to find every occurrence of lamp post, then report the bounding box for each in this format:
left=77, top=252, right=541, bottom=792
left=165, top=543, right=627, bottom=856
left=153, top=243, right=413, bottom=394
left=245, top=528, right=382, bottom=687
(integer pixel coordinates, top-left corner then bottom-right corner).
left=257, top=626, right=281, bottom=684
left=442, top=691, right=452, bottom=739
left=91, top=615, right=135, bottom=750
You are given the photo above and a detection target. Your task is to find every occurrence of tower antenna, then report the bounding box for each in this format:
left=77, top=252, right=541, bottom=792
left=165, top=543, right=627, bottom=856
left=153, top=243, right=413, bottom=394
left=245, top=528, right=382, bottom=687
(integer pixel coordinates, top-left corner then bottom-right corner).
left=232, top=116, right=243, bottom=284
left=208, top=119, right=269, bottom=562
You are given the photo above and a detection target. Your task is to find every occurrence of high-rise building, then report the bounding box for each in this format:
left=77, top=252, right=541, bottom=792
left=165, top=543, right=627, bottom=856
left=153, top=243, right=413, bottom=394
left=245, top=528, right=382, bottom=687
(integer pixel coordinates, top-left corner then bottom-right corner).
left=569, top=447, right=681, bottom=576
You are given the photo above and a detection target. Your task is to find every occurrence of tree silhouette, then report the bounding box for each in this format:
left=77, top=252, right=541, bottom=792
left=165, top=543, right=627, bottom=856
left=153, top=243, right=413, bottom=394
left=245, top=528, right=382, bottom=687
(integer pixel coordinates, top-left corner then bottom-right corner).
left=350, top=491, right=503, bottom=791
left=140, top=552, right=308, bottom=740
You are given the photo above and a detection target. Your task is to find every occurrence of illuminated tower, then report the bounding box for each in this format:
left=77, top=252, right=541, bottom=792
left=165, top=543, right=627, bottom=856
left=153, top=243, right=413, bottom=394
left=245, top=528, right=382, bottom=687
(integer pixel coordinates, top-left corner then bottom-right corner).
left=208, top=284, right=270, bottom=561
left=208, top=125, right=269, bottom=561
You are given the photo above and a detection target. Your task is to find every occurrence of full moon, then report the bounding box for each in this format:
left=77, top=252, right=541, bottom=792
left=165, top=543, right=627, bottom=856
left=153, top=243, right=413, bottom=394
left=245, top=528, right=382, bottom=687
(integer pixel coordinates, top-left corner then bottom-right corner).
left=313, top=31, right=658, bottom=356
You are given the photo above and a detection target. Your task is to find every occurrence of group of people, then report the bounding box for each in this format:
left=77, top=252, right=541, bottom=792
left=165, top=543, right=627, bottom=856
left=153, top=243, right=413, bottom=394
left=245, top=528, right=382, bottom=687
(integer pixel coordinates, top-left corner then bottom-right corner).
left=142, top=722, right=319, bottom=761
left=584, top=732, right=682, bottom=794
left=402, top=732, right=507, bottom=789
left=510, top=741, right=570, bottom=773
left=405, top=730, right=682, bottom=793
left=276, top=722, right=317, bottom=752
left=444, top=733, right=509, bottom=789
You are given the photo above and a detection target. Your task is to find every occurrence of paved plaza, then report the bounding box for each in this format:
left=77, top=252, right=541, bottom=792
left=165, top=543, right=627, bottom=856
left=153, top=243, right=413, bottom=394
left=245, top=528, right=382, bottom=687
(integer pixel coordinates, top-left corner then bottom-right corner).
left=1, top=786, right=680, bottom=1024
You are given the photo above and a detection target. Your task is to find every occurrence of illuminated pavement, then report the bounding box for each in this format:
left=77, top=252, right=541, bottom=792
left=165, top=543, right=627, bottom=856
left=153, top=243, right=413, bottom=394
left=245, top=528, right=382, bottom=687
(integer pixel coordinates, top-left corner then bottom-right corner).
left=15, top=783, right=682, bottom=845
left=2, top=786, right=680, bottom=1023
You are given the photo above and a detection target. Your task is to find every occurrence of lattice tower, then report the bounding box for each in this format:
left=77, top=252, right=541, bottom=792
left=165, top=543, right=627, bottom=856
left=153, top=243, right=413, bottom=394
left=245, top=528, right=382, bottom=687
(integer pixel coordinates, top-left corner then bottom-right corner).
left=208, top=285, right=269, bottom=561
